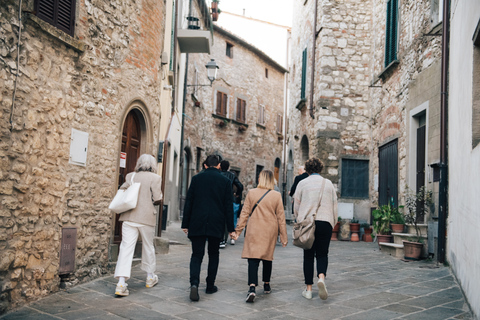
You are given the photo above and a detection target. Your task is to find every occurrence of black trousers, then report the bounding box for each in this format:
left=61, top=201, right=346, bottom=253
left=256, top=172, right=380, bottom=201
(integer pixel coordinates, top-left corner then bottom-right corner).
left=303, top=220, right=332, bottom=285
left=247, top=259, right=272, bottom=286
left=189, top=236, right=221, bottom=287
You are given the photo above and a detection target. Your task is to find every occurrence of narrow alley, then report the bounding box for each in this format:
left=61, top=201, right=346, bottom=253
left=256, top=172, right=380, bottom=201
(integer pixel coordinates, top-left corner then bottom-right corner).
left=1, top=222, right=472, bottom=320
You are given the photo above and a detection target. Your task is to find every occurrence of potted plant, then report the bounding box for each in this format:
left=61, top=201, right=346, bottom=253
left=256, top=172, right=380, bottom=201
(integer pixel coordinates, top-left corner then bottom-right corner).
left=372, top=205, right=394, bottom=247
left=403, top=186, right=433, bottom=260
left=350, top=218, right=360, bottom=242
left=331, top=216, right=341, bottom=241
left=361, top=223, right=373, bottom=242
left=391, top=206, right=405, bottom=233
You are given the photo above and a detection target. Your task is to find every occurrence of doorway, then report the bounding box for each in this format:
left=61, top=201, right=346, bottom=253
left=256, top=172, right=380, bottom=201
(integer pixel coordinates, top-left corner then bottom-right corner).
left=378, top=139, right=398, bottom=207
left=415, top=114, right=426, bottom=222
left=114, top=110, right=143, bottom=244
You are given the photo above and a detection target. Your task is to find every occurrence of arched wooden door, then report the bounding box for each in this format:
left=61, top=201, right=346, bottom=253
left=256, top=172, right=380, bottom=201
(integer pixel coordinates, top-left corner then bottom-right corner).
left=114, top=110, right=142, bottom=244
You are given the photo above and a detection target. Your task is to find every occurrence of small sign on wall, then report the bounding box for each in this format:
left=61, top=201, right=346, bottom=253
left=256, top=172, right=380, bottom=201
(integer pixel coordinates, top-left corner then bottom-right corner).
left=120, top=152, right=126, bottom=168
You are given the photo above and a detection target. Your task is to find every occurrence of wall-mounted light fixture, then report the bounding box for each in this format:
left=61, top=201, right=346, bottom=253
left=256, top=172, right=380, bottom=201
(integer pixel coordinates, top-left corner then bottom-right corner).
left=186, top=59, right=219, bottom=87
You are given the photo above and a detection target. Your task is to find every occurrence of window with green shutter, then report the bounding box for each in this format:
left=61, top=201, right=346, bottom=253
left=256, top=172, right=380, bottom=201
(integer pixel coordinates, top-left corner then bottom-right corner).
left=35, top=0, right=76, bottom=37
left=385, top=0, right=398, bottom=67
left=301, top=48, right=307, bottom=100
left=341, top=159, right=369, bottom=198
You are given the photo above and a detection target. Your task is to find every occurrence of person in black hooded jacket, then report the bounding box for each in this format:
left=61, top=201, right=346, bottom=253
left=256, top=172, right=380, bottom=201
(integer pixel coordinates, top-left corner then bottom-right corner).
left=220, top=160, right=244, bottom=246
left=182, top=155, right=236, bottom=301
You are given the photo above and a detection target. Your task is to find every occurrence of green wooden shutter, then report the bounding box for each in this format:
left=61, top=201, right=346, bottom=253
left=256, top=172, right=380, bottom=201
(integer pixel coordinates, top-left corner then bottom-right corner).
left=301, top=48, right=307, bottom=100
left=385, top=0, right=398, bottom=66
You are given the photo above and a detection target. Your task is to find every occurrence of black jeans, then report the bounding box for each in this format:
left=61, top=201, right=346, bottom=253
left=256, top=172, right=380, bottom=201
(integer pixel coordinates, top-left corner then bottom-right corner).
left=303, top=221, right=333, bottom=285
left=248, top=259, right=272, bottom=286
left=189, top=236, right=221, bottom=287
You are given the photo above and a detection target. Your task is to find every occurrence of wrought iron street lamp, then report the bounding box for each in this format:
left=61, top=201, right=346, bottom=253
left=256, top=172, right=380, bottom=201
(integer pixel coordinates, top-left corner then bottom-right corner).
left=187, top=59, right=219, bottom=87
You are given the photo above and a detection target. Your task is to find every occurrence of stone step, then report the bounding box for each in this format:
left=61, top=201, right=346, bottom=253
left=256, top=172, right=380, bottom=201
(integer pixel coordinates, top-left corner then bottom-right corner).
left=405, top=224, right=428, bottom=237
left=391, top=232, right=427, bottom=245
left=379, top=242, right=404, bottom=258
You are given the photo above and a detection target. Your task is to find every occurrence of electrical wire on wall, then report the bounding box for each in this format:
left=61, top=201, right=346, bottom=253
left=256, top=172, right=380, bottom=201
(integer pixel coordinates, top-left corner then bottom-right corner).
left=9, top=0, right=23, bottom=132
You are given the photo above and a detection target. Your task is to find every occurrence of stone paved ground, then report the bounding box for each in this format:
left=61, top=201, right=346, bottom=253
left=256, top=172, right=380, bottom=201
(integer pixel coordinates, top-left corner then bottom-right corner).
left=1, top=222, right=474, bottom=320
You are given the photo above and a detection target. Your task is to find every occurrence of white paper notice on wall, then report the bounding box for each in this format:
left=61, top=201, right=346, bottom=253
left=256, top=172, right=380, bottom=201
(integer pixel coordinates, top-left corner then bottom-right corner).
left=120, top=152, right=126, bottom=168
left=69, top=129, right=88, bottom=167
left=374, top=174, right=379, bottom=192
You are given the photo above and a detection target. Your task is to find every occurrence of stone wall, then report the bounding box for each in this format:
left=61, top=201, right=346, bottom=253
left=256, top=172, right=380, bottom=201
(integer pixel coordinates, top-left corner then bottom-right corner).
left=0, top=0, right=165, bottom=313
left=370, top=0, right=442, bottom=207
left=183, top=26, right=285, bottom=194
left=288, top=0, right=372, bottom=221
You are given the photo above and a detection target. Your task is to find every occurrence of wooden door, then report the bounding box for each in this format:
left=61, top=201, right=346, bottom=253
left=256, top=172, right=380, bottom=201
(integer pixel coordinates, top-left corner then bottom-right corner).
left=416, top=125, right=426, bottom=222
left=378, top=139, right=398, bottom=207
left=114, top=111, right=141, bottom=244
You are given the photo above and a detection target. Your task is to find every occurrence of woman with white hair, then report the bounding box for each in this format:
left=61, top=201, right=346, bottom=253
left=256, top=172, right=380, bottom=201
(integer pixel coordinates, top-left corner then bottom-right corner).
left=114, top=154, right=162, bottom=296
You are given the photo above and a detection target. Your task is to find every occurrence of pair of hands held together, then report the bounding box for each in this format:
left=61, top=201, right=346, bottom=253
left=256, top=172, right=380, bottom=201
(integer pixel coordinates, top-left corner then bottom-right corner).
left=182, top=229, right=287, bottom=247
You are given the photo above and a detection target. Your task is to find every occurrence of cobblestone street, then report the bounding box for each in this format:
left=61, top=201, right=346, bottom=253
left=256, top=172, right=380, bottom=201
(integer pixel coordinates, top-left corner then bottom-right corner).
left=1, top=222, right=473, bottom=320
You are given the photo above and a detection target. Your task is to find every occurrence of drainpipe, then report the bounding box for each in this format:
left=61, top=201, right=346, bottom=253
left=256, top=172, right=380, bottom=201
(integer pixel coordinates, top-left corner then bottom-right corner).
left=437, top=0, right=450, bottom=264
left=171, top=0, right=178, bottom=114
left=308, top=0, right=318, bottom=119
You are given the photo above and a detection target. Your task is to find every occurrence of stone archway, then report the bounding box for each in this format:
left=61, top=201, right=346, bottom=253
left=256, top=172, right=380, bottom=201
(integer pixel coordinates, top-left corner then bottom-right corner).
left=111, top=101, right=153, bottom=260
left=301, top=135, right=309, bottom=164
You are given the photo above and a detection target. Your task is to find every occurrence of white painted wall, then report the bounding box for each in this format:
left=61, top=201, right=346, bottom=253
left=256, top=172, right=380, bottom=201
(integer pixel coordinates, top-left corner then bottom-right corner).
left=448, top=1, right=480, bottom=317
left=216, top=12, right=290, bottom=68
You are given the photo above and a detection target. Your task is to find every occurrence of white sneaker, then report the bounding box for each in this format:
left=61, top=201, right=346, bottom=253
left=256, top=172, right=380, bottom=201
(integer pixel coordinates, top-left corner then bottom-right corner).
left=146, top=275, right=158, bottom=288
left=302, top=289, right=312, bottom=300
left=317, top=278, right=328, bottom=300
left=230, top=239, right=235, bottom=245
left=115, top=284, right=129, bottom=296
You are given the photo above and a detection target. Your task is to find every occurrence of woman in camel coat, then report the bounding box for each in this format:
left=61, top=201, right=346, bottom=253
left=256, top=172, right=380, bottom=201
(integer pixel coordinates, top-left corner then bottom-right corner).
left=234, top=170, right=288, bottom=303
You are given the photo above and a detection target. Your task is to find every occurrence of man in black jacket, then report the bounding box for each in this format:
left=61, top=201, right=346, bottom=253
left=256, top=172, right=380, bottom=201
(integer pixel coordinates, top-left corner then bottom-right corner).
left=289, top=165, right=309, bottom=214
left=182, top=155, right=236, bottom=301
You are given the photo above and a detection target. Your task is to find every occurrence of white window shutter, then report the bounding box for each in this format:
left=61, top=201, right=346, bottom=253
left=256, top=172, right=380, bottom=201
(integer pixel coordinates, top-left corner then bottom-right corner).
left=69, top=129, right=89, bottom=166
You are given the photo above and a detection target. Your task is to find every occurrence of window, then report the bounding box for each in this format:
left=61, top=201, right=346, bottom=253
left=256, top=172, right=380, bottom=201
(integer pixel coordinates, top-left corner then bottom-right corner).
left=265, top=68, right=269, bottom=78
left=236, top=98, right=246, bottom=123
left=216, top=91, right=228, bottom=117
left=341, top=159, right=369, bottom=198
left=255, top=165, right=264, bottom=186
left=472, top=20, right=480, bottom=149
left=385, top=0, right=399, bottom=67
left=276, top=114, right=283, bottom=134
left=226, top=42, right=234, bottom=58
left=430, top=0, right=443, bottom=25
left=301, top=48, right=307, bottom=100
left=257, top=105, right=265, bottom=125
left=35, top=0, right=76, bottom=37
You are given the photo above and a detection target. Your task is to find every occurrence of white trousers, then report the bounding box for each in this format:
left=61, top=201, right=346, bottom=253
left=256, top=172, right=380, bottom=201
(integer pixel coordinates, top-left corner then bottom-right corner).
left=114, top=221, right=156, bottom=280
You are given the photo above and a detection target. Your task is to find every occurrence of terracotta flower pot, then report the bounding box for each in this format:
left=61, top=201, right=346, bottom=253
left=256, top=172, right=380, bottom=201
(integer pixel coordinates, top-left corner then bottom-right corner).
left=331, top=222, right=340, bottom=241
left=350, top=223, right=360, bottom=233
left=363, top=227, right=373, bottom=242
left=403, top=241, right=423, bottom=260
left=391, top=223, right=405, bottom=233
left=376, top=234, right=393, bottom=249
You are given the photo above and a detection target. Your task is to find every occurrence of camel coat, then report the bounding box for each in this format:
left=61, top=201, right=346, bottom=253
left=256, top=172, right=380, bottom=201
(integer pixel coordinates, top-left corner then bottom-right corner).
left=235, top=188, right=288, bottom=261
left=118, top=171, right=162, bottom=227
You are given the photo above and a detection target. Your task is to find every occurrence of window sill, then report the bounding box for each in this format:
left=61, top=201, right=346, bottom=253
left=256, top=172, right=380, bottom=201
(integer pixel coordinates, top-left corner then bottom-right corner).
left=377, top=59, right=399, bottom=81
left=256, top=123, right=266, bottom=129
left=296, top=98, right=307, bottom=110
left=231, top=119, right=248, bottom=127
left=28, top=14, right=86, bottom=53
left=212, top=113, right=230, bottom=121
